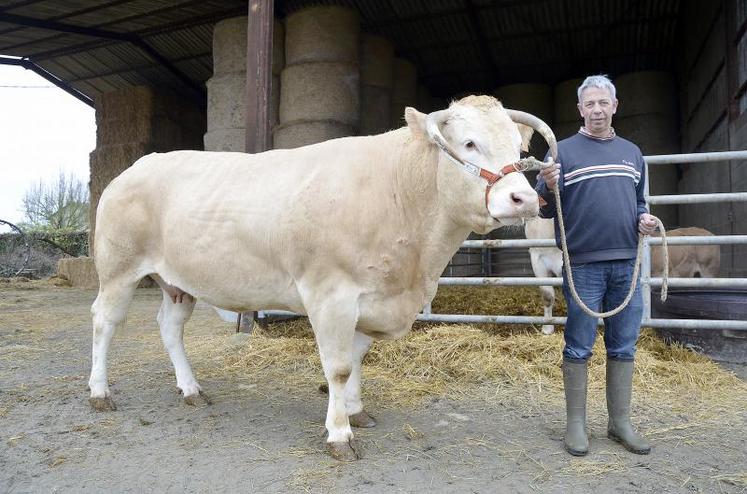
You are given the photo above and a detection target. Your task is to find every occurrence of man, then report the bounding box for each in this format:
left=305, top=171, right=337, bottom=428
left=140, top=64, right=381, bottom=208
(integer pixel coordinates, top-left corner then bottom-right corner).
left=536, top=75, right=657, bottom=456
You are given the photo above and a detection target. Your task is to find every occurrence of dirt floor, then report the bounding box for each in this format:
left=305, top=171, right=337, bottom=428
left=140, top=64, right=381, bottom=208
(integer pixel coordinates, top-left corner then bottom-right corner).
left=1, top=280, right=745, bottom=493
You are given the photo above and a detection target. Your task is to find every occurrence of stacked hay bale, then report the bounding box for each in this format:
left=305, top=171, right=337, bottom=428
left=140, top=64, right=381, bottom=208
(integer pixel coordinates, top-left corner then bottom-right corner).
left=359, top=35, right=394, bottom=135
left=204, top=16, right=284, bottom=152
left=552, top=77, right=584, bottom=140
left=389, top=58, right=417, bottom=129
left=613, top=71, right=680, bottom=226
left=494, top=83, right=554, bottom=159
left=89, top=86, right=204, bottom=251
left=274, top=6, right=360, bottom=149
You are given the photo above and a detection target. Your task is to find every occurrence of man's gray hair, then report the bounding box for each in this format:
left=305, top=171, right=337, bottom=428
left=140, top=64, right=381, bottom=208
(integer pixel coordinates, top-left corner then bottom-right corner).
left=577, top=74, right=616, bottom=101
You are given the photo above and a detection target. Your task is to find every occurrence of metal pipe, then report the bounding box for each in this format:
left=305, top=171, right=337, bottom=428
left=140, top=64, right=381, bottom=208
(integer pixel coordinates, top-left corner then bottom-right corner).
left=645, top=235, right=747, bottom=245
left=461, top=235, right=747, bottom=249
left=648, top=192, right=747, bottom=205
left=646, top=278, right=747, bottom=288
left=645, top=150, right=747, bottom=164
left=439, top=277, right=563, bottom=286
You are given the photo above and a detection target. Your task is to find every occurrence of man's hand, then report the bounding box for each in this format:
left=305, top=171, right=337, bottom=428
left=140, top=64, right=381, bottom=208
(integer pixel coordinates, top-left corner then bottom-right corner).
left=539, top=162, right=561, bottom=190
left=638, top=213, right=658, bottom=235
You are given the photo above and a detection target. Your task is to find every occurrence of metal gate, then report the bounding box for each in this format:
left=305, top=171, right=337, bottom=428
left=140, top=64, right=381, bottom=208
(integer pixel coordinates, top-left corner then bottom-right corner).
left=418, top=150, right=747, bottom=332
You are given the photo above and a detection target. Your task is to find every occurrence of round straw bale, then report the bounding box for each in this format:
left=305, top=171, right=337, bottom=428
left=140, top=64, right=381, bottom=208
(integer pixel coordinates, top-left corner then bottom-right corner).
left=553, top=77, right=584, bottom=123
left=272, top=120, right=355, bottom=149
left=213, top=16, right=284, bottom=76
left=552, top=120, right=582, bottom=141
left=614, top=71, right=677, bottom=118
left=360, top=35, right=394, bottom=88
left=391, top=58, right=417, bottom=104
left=273, top=19, right=285, bottom=76
left=493, top=83, right=553, bottom=125
left=279, top=62, right=359, bottom=125
left=285, top=6, right=360, bottom=65
left=614, top=114, right=679, bottom=155
left=390, top=58, right=417, bottom=128
left=206, top=74, right=246, bottom=131
left=212, top=16, right=247, bottom=75
left=360, top=85, right=392, bottom=135
left=203, top=129, right=246, bottom=152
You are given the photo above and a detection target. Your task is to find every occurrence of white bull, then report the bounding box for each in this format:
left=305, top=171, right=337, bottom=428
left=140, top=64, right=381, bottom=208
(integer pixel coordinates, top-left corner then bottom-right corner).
left=524, top=217, right=562, bottom=334
left=88, top=95, right=555, bottom=460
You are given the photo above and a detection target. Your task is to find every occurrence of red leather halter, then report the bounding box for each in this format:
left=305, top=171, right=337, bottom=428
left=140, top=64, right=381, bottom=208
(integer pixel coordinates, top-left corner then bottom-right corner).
left=478, top=163, right=523, bottom=209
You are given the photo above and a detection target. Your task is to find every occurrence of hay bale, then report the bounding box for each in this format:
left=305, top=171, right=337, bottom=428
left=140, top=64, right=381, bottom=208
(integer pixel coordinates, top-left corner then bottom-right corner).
left=272, top=120, right=355, bottom=149
left=212, top=16, right=247, bottom=75
left=552, top=121, right=581, bottom=141
left=359, top=85, right=392, bottom=135
left=279, top=62, right=359, bottom=124
left=279, top=62, right=360, bottom=126
left=96, top=115, right=181, bottom=148
left=206, top=74, right=246, bottom=131
left=494, top=83, right=553, bottom=124
left=390, top=58, right=417, bottom=128
left=615, top=71, right=677, bottom=118
left=360, top=35, right=394, bottom=88
left=615, top=114, right=680, bottom=226
left=205, top=17, right=283, bottom=152
left=284, top=6, right=360, bottom=65
left=203, top=129, right=247, bottom=152
left=553, top=77, right=584, bottom=124
left=57, top=257, right=98, bottom=289
left=494, top=83, right=554, bottom=157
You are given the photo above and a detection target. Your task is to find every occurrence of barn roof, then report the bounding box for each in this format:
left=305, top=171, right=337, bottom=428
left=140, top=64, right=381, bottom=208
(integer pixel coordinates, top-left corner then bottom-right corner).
left=0, top=0, right=681, bottom=105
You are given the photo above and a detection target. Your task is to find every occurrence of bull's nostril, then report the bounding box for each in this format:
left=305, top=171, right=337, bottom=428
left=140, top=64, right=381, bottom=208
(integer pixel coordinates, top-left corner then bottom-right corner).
left=510, top=193, right=524, bottom=205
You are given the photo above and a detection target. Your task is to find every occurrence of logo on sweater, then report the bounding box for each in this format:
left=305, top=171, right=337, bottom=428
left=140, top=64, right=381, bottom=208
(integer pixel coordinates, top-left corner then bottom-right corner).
left=622, top=159, right=635, bottom=167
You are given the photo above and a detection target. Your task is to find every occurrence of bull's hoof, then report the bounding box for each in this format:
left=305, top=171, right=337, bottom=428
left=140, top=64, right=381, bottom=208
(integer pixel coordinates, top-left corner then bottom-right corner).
left=349, top=410, right=376, bottom=428
left=183, top=390, right=212, bottom=406
left=541, top=325, right=555, bottom=335
left=326, top=440, right=360, bottom=461
left=89, top=396, right=116, bottom=411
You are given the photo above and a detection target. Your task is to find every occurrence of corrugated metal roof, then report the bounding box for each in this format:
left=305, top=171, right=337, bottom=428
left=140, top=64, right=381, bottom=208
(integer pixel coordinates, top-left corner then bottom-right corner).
left=0, top=0, right=682, bottom=103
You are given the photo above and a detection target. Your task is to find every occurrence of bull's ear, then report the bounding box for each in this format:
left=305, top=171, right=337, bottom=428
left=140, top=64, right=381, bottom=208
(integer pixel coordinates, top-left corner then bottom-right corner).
left=405, top=107, right=427, bottom=138
left=517, top=123, right=534, bottom=152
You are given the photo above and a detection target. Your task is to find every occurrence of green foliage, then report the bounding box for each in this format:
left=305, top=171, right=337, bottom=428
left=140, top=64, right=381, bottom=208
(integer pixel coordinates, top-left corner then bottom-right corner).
left=20, top=170, right=89, bottom=232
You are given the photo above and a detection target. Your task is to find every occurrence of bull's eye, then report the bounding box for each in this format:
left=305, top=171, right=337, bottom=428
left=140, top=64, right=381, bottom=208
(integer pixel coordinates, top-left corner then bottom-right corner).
left=465, top=140, right=475, bottom=150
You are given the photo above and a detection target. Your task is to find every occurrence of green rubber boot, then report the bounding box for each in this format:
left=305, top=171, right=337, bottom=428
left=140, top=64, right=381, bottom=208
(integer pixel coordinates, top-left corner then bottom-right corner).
left=606, top=359, right=651, bottom=455
left=563, top=359, right=589, bottom=456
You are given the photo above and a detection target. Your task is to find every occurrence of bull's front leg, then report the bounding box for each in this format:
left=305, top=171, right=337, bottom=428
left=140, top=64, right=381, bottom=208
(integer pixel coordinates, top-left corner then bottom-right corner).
left=307, top=293, right=360, bottom=461
left=345, top=331, right=376, bottom=428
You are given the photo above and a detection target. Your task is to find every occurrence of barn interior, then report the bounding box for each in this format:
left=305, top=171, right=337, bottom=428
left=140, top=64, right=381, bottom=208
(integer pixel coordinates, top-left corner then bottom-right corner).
left=1, top=0, right=744, bottom=278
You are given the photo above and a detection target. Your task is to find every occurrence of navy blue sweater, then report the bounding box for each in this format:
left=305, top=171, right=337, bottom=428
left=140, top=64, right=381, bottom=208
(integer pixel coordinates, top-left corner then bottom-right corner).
left=535, top=132, right=648, bottom=264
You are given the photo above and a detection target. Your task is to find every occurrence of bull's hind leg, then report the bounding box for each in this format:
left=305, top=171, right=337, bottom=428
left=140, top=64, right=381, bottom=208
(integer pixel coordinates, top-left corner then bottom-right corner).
left=156, top=290, right=210, bottom=406
left=307, top=291, right=360, bottom=461
left=346, top=332, right=376, bottom=428
left=89, top=278, right=138, bottom=411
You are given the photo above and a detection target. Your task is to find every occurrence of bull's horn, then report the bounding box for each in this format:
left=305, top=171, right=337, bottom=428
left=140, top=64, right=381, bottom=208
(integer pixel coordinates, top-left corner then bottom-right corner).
left=505, top=109, right=558, bottom=161
left=425, top=109, right=464, bottom=164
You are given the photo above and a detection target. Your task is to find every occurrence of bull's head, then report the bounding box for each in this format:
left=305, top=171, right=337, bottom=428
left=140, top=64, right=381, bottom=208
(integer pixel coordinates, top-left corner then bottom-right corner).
left=405, top=95, right=556, bottom=234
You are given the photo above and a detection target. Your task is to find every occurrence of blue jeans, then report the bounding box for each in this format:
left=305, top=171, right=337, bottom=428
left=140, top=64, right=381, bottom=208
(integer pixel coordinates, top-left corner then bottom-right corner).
left=562, top=259, right=643, bottom=362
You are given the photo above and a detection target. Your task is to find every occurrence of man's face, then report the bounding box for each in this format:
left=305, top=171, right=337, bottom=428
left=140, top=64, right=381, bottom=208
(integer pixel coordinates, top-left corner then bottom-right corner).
left=577, top=86, right=618, bottom=136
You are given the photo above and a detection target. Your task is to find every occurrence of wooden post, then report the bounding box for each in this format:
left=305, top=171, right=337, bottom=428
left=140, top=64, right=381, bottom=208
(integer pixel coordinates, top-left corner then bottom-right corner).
left=245, top=0, right=273, bottom=153
left=239, top=0, right=273, bottom=333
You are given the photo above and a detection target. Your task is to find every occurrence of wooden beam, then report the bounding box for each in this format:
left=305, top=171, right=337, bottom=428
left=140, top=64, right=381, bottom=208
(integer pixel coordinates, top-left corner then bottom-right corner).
left=240, top=0, right=273, bottom=332
left=245, top=0, right=273, bottom=154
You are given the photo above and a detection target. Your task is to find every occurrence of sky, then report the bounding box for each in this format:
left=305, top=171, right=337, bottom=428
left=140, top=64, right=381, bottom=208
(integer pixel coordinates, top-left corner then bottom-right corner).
left=0, top=64, right=95, bottom=228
